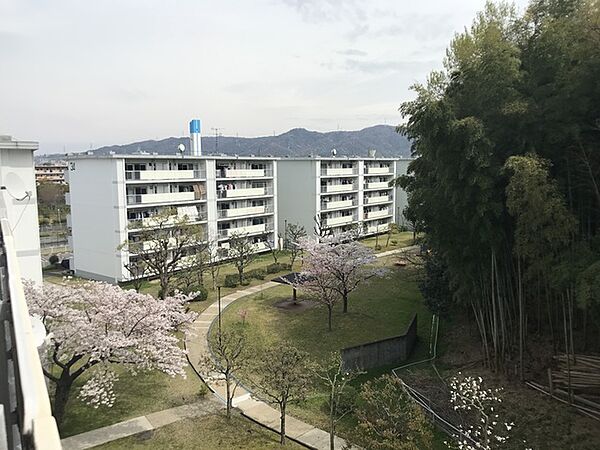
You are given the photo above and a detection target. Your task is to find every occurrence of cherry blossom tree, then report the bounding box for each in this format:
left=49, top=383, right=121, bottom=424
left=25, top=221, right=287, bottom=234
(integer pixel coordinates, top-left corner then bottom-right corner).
left=300, top=233, right=379, bottom=313
left=448, top=374, right=525, bottom=450
left=23, top=280, right=196, bottom=427
left=293, top=270, right=340, bottom=331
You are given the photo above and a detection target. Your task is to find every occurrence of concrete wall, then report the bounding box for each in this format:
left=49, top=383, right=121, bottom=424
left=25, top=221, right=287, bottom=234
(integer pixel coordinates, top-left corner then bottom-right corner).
left=0, top=139, right=42, bottom=284
left=276, top=160, right=317, bottom=237
left=67, top=158, right=126, bottom=282
left=341, top=313, right=417, bottom=370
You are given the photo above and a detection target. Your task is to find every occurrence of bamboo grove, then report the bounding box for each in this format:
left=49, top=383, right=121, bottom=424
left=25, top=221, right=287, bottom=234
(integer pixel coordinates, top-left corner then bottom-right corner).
left=397, top=0, right=600, bottom=377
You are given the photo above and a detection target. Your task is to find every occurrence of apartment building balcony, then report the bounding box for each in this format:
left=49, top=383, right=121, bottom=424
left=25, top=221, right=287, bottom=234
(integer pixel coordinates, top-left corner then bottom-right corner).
left=218, top=187, right=271, bottom=199
left=322, top=199, right=355, bottom=210
left=321, top=167, right=357, bottom=177
left=365, top=195, right=390, bottom=204
left=365, top=166, right=391, bottom=175
left=321, top=184, right=356, bottom=194
left=217, top=168, right=271, bottom=178
left=365, top=181, right=390, bottom=190
left=365, top=208, right=390, bottom=219
left=127, top=191, right=205, bottom=205
left=252, top=241, right=269, bottom=251
left=325, top=215, right=355, bottom=227
left=126, top=169, right=205, bottom=181
left=128, top=212, right=207, bottom=230
left=366, top=223, right=391, bottom=234
left=218, top=205, right=270, bottom=219
left=219, top=223, right=268, bottom=239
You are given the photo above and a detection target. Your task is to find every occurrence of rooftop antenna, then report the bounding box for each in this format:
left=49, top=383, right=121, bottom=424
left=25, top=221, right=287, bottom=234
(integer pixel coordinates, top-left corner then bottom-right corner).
left=178, top=143, right=186, bottom=158
left=211, top=127, right=224, bottom=153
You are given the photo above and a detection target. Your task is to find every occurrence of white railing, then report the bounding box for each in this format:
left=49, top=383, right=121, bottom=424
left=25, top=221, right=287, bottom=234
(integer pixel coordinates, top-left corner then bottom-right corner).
left=323, top=199, right=354, bottom=210
left=365, top=195, right=390, bottom=204
left=321, top=167, right=356, bottom=176
left=365, top=209, right=390, bottom=219
left=226, top=223, right=266, bottom=236
left=218, top=205, right=267, bottom=219
left=220, top=168, right=267, bottom=178
left=0, top=196, right=62, bottom=449
left=325, top=215, right=355, bottom=227
left=366, top=223, right=390, bottom=233
left=126, top=169, right=205, bottom=181
left=127, top=191, right=205, bottom=205
left=365, top=181, right=390, bottom=190
left=321, top=184, right=355, bottom=194
left=218, top=187, right=269, bottom=199
left=365, top=166, right=391, bottom=175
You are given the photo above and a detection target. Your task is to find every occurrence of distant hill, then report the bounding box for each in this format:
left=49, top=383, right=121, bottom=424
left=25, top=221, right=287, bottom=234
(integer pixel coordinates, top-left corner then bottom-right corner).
left=40, top=125, right=411, bottom=160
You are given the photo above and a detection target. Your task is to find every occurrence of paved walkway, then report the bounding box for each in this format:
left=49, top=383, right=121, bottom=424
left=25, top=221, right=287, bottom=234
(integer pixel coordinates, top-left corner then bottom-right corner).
left=61, top=396, right=223, bottom=450
left=186, top=281, right=352, bottom=450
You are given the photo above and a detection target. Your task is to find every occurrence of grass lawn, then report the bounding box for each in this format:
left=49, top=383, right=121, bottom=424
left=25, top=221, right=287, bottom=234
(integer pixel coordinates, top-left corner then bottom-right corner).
left=213, top=260, right=442, bottom=445
left=95, top=413, right=304, bottom=449
left=359, top=230, right=416, bottom=252
left=60, top=363, right=207, bottom=438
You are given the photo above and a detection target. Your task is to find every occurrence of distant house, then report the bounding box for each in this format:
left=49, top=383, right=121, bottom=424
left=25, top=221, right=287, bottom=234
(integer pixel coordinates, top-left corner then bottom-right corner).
left=35, top=162, right=67, bottom=184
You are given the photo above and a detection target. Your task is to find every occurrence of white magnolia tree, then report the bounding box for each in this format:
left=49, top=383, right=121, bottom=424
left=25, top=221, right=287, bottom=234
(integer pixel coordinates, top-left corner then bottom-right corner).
left=300, top=233, right=379, bottom=313
left=24, top=280, right=197, bottom=426
left=448, top=374, right=526, bottom=450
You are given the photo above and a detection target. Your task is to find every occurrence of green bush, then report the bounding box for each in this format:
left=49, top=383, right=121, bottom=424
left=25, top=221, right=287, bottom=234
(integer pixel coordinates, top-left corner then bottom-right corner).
left=190, top=286, right=208, bottom=302
left=49, top=254, right=60, bottom=265
left=391, top=240, right=398, bottom=246
left=247, top=268, right=266, bottom=280
left=267, top=263, right=291, bottom=274
left=224, top=274, right=238, bottom=288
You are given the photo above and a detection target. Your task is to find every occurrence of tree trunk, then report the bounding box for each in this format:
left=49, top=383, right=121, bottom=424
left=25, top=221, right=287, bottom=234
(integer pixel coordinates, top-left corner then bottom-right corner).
left=225, top=374, right=232, bottom=419
left=53, top=372, right=75, bottom=428
left=329, top=389, right=335, bottom=450
left=238, top=267, right=244, bottom=285
left=280, top=403, right=287, bottom=445
left=159, top=273, right=169, bottom=299
left=327, top=305, right=333, bottom=331
left=342, top=292, right=348, bottom=313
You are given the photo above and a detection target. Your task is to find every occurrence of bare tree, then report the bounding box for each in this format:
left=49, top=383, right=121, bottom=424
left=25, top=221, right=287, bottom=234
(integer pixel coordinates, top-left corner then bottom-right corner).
left=286, top=222, right=307, bottom=268
left=201, top=328, right=249, bottom=419
left=175, top=243, right=210, bottom=292
left=315, top=353, right=363, bottom=450
left=228, top=232, right=257, bottom=285
left=250, top=344, right=314, bottom=445
left=205, top=239, right=223, bottom=291
left=119, top=209, right=205, bottom=299
left=386, top=223, right=399, bottom=247
left=263, top=233, right=279, bottom=264
left=123, top=260, right=147, bottom=292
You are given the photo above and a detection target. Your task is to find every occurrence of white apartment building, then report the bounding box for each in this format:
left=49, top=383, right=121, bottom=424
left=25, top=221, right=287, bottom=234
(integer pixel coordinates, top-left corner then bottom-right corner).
left=0, top=135, right=43, bottom=284
left=66, top=154, right=278, bottom=282
left=277, top=157, right=410, bottom=237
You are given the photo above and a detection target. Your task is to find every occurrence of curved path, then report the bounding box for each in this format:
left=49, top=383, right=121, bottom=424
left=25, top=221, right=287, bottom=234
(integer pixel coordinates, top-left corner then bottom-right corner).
left=185, top=281, right=351, bottom=450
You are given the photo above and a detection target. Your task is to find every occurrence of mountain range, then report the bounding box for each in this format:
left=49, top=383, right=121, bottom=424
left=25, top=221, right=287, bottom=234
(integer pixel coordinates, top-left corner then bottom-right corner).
left=40, top=125, right=412, bottom=160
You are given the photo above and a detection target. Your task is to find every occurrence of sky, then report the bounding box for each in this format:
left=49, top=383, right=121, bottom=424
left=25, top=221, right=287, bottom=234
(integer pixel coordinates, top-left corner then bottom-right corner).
left=0, top=0, right=529, bottom=154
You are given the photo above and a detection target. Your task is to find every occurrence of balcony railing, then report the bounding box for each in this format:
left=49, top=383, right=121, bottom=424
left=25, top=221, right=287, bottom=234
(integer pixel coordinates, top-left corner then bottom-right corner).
left=321, top=199, right=356, bottom=210
left=217, top=187, right=272, bottom=199
left=126, top=169, right=205, bottom=181
left=0, top=199, right=62, bottom=449
left=320, top=167, right=357, bottom=177
left=217, top=223, right=273, bottom=239
left=365, top=181, right=391, bottom=190
left=366, top=223, right=391, bottom=234
left=321, top=184, right=356, bottom=194
left=128, top=212, right=207, bottom=229
left=217, top=205, right=272, bottom=219
left=365, top=195, right=391, bottom=204
left=216, top=168, right=272, bottom=178
left=127, top=191, right=206, bottom=205
left=365, top=208, right=390, bottom=219
left=364, top=166, right=391, bottom=175
left=325, top=215, right=356, bottom=227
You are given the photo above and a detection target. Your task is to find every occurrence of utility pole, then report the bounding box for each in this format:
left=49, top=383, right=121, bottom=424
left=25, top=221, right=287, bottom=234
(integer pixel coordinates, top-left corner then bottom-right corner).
left=211, top=127, right=224, bottom=153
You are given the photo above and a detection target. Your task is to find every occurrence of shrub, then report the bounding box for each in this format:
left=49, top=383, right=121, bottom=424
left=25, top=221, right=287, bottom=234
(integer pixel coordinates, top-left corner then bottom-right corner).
left=266, top=262, right=290, bottom=274
left=223, top=274, right=238, bottom=288
left=190, top=286, right=208, bottom=302
left=248, top=268, right=266, bottom=280
left=49, top=254, right=59, bottom=265
left=391, top=240, right=398, bottom=246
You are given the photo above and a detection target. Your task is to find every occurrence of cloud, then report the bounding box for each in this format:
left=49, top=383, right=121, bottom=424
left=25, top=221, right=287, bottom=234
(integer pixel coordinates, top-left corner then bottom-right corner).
left=281, top=0, right=365, bottom=23
left=343, top=58, right=438, bottom=74
left=336, top=48, right=368, bottom=56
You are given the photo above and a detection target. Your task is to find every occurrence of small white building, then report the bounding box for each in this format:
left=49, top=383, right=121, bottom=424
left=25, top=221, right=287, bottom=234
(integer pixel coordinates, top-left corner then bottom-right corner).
left=0, top=136, right=43, bottom=284
left=277, top=157, right=411, bottom=237
left=66, top=153, right=278, bottom=282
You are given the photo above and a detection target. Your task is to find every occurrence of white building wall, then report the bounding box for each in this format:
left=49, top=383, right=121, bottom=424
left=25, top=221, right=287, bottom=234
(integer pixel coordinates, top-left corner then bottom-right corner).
left=276, top=160, right=317, bottom=236
left=394, top=159, right=411, bottom=227
left=67, top=158, right=124, bottom=282
left=0, top=138, right=42, bottom=284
